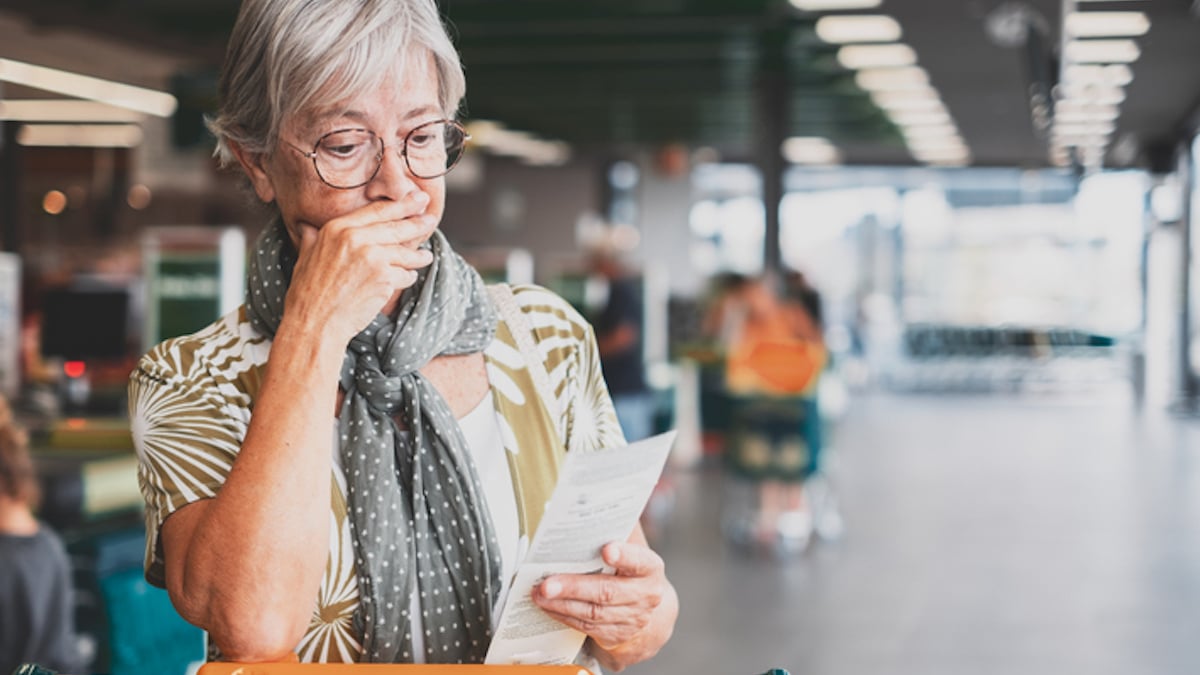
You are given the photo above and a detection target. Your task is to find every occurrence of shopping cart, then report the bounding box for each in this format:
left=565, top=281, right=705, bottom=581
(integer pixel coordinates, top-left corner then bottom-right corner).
left=720, top=393, right=822, bottom=554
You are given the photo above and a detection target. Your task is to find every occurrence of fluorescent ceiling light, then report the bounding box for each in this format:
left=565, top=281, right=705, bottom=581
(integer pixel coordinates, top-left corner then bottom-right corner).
left=872, top=93, right=946, bottom=112
left=1055, top=101, right=1120, bottom=121
left=1063, top=64, right=1133, bottom=86
left=521, top=141, right=571, bottom=167
left=1052, top=122, right=1116, bottom=139
left=1055, top=110, right=1119, bottom=124
left=16, top=123, right=144, bottom=148
left=816, top=15, right=902, bottom=44
left=782, top=136, right=842, bottom=164
left=1065, top=39, right=1141, bottom=64
left=790, top=0, right=881, bottom=10
left=889, top=109, right=952, bottom=126
left=837, top=44, right=917, bottom=70
left=913, top=149, right=971, bottom=165
left=907, top=136, right=968, bottom=150
left=0, top=99, right=142, bottom=122
left=1057, top=84, right=1127, bottom=105
left=855, top=66, right=929, bottom=91
left=909, top=144, right=970, bottom=159
left=1065, top=11, right=1150, bottom=38
left=1053, top=126, right=1115, bottom=138
left=466, top=120, right=570, bottom=165
left=0, top=58, right=176, bottom=117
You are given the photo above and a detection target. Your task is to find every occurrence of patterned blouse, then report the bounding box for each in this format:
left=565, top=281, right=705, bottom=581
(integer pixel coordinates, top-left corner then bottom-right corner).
left=128, top=284, right=625, bottom=662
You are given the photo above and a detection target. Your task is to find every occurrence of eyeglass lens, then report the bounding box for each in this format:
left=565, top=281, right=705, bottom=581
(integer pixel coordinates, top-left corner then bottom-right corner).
left=313, top=121, right=465, bottom=187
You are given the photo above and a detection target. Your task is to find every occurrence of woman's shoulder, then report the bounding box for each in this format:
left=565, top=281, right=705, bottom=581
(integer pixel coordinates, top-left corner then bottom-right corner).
left=501, top=283, right=592, bottom=337
left=132, top=305, right=269, bottom=390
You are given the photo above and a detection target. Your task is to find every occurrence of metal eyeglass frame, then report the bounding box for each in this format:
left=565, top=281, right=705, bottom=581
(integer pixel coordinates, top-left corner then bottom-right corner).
left=283, top=118, right=470, bottom=189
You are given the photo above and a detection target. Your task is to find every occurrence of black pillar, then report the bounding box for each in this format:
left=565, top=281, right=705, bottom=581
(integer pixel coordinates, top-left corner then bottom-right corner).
left=1178, top=139, right=1197, bottom=408
left=756, top=28, right=788, bottom=275
left=0, top=122, right=21, bottom=253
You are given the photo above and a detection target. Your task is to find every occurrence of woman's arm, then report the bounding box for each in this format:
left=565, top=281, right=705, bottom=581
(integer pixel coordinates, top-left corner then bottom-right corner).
left=157, top=199, right=438, bottom=660
left=159, top=317, right=345, bottom=661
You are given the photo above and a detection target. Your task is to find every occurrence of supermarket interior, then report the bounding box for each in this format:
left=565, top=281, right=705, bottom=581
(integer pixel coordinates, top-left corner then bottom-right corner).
left=3, top=0, right=1200, bottom=674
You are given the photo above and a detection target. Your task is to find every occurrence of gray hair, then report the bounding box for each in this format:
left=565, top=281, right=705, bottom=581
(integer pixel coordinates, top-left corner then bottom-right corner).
left=207, top=0, right=465, bottom=166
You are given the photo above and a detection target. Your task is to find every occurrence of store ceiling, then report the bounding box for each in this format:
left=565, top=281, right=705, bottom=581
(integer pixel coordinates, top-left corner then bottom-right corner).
left=2, top=0, right=1199, bottom=168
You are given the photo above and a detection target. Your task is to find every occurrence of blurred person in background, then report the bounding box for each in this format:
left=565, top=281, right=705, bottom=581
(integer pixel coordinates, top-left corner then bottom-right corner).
left=0, top=395, right=81, bottom=675
left=783, top=270, right=823, bottom=337
left=590, top=247, right=654, bottom=442
left=704, top=274, right=825, bottom=548
left=127, top=0, right=676, bottom=668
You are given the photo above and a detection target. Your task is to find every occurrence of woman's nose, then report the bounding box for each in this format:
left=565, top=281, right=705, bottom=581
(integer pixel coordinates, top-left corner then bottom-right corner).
left=365, top=141, right=418, bottom=199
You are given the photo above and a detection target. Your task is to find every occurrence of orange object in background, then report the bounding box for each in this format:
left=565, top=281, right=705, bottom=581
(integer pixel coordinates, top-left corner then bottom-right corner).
left=198, top=665, right=593, bottom=675
left=726, top=339, right=825, bottom=396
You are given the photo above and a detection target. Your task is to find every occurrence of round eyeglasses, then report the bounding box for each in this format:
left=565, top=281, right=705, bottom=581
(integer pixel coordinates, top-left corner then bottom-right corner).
left=285, top=119, right=469, bottom=189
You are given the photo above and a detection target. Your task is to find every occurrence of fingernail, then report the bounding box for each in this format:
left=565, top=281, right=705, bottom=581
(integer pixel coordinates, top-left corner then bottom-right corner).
left=606, top=544, right=621, bottom=563
left=542, top=579, right=561, bottom=599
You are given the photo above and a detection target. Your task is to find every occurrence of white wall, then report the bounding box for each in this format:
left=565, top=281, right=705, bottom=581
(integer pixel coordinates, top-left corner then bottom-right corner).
left=634, top=156, right=703, bottom=297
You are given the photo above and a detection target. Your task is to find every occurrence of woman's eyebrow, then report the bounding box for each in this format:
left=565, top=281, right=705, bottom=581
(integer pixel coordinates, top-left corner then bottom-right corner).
left=308, top=106, right=439, bottom=129
left=402, top=105, right=441, bottom=121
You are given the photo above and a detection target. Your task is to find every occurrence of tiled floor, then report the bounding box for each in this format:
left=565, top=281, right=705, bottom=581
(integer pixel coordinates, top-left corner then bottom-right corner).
left=626, top=392, right=1200, bottom=675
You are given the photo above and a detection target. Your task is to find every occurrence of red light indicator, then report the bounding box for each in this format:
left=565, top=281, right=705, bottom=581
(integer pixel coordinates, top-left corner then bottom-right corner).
left=64, top=361, right=87, bottom=378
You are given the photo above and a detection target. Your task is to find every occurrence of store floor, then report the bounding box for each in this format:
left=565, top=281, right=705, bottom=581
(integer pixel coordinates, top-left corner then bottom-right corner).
left=625, top=391, right=1200, bottom=675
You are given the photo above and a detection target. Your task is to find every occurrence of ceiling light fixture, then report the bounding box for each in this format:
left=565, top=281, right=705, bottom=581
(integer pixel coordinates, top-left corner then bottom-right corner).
left=1052, top=121, right=1117, bottom=140
left=0, top=99, right=142, bottom=123
left=789, top=0, right=882, bottom=11
left=871, top=94, right=946, bottom=113
left=1055, top=110, right=1119, bottom=124
left=1065, top=11, right=1150, bottom=38
left=782, top=136, right=842, bottom=165
left=464, top=119, right=571, bottom=166
left=888, top=109, right=953, bottom=126
left=855, top=66, right=930, bottom=91
left=900, top=124, right=961, bottom=139
left=1062, top=64, right=1134, bottom=86
left=1057, top=83, right=1127, bottom=105
left=1064, top=39, right=1141, bottom=63
left=0, top=58, right=177, bottom=117
left=16, top=123, right=144, bottom=148
left=837, top=44, right=918, bottom=70
left=902, top=137, right=969, bottom=153
left=815, top=15, right=902, bottom=44
left=1054, top=101, right=1120, bottom=119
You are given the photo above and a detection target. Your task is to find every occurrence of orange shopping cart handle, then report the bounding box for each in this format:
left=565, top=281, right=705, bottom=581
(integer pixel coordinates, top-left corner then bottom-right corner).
left=198, top=664, right=593, bottom=675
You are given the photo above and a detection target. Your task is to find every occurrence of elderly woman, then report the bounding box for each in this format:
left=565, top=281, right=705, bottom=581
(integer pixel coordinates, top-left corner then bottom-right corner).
left=128, top=0, right=677, bottom=669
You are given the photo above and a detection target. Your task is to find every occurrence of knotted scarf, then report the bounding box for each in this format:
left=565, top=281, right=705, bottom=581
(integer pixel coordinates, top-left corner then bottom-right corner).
left=246, top=219, right=501, bottom=663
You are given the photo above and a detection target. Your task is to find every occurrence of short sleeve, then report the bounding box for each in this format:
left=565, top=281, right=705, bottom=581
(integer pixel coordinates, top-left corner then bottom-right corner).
left=571, top=320, right=627, bottom=451
left=128, top=352, right=244, bottom=587
left=507, top=284, right=626, bottom=453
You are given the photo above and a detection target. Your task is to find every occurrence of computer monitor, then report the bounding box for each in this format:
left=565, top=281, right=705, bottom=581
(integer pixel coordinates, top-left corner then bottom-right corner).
left=40, top=286, right=131, bottom=361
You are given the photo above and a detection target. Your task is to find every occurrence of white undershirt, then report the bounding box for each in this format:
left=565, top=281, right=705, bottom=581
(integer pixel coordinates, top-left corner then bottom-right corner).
left=333, top=390, right=520, bottom=662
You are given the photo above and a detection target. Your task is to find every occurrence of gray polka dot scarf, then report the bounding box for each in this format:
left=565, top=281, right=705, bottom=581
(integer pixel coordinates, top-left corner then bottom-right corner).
left=246, top=219, right=502, bottom=663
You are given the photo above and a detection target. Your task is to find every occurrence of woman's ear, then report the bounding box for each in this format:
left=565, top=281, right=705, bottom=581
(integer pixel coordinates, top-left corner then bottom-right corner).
left=228, top=139, right=277, bottom=204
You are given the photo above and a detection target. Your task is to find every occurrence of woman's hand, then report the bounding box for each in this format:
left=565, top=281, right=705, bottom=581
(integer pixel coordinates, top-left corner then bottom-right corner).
left=283, top=193, right=438, bottom=343
left=533, top=531, right=679, bottom=672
